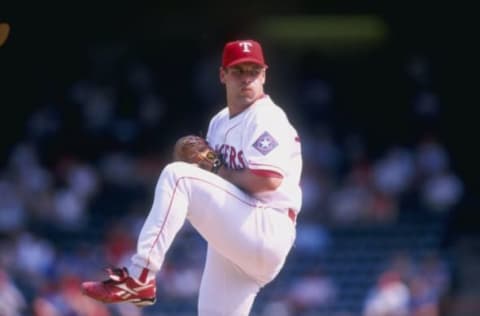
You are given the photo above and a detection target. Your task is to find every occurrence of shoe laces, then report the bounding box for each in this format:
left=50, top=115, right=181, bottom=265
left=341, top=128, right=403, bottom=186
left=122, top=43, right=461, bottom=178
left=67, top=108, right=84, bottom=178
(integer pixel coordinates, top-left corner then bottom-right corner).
left=104, top=267, right=129, bottom=283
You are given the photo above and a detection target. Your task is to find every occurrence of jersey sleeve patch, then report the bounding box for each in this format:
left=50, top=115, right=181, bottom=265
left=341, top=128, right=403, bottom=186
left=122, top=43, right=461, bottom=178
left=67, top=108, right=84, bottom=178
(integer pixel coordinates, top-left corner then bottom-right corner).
left=252, top=131, right=278, bottom=155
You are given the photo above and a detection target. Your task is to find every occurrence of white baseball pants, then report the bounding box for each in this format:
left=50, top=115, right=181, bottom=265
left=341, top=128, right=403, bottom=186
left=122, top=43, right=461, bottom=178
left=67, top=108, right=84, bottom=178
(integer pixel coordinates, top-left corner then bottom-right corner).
left=129, top=162, right=296, bottom=315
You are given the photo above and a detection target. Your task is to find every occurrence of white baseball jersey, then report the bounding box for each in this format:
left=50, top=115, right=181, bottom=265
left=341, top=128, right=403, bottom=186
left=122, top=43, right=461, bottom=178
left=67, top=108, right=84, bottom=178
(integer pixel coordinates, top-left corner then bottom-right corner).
left=206, top=95, right=303, bottom=214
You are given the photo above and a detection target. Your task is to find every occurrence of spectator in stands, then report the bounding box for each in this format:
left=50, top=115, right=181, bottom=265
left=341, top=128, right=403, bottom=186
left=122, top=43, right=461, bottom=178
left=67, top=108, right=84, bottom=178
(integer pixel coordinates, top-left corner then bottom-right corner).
left=287, top=266, right=337, bottom=313
left=0, top=269, right=26, bottom=316
left=32, top=274, right=111, bottom=316
left=363, top=270, right=410, bottom=316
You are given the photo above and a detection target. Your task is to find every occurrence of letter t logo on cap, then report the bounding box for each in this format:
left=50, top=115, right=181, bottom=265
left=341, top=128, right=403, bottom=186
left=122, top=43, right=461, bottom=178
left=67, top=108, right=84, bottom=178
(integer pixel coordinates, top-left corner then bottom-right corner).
left=239, top=41, right=253, bottom=52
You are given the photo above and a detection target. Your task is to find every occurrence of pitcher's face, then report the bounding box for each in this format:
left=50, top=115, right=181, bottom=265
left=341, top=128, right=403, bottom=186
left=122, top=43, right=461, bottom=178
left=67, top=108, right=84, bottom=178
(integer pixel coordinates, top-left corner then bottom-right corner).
left=220, top=62, right=266, bottom=106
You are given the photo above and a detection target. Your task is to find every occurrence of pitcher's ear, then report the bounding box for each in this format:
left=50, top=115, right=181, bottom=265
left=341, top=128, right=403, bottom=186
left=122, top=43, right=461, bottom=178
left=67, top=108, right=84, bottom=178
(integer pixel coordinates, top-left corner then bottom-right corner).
left=220, top=67, right=226, bottom=84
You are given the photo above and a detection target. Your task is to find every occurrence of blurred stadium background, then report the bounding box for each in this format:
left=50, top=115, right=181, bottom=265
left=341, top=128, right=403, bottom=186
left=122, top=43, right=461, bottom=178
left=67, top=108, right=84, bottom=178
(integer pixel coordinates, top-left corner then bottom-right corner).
left=0, top=2, right=477, bottom=316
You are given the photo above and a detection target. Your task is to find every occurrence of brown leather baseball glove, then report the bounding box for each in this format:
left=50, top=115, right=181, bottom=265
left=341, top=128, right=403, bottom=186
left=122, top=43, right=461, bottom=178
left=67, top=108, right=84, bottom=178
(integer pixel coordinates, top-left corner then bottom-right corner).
left=173, top=135, right=223, bottom=173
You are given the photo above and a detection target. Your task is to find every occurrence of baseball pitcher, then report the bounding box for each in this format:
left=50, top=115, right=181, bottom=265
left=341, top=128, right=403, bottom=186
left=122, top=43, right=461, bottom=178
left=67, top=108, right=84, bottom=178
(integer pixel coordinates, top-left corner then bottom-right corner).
left=82, top=39, right=303, bottom=316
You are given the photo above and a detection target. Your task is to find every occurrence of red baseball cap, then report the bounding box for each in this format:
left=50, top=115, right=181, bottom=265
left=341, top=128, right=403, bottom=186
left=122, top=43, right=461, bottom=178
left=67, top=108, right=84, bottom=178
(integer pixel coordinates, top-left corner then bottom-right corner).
left=222, top=40, right=267, bottom=68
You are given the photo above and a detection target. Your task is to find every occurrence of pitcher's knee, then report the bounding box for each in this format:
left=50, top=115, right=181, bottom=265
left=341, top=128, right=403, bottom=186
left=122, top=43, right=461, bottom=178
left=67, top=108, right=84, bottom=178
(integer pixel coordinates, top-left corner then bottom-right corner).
left=258, top=251, right=289, bottom=284
left=163, top=161, right=194, bottom=176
